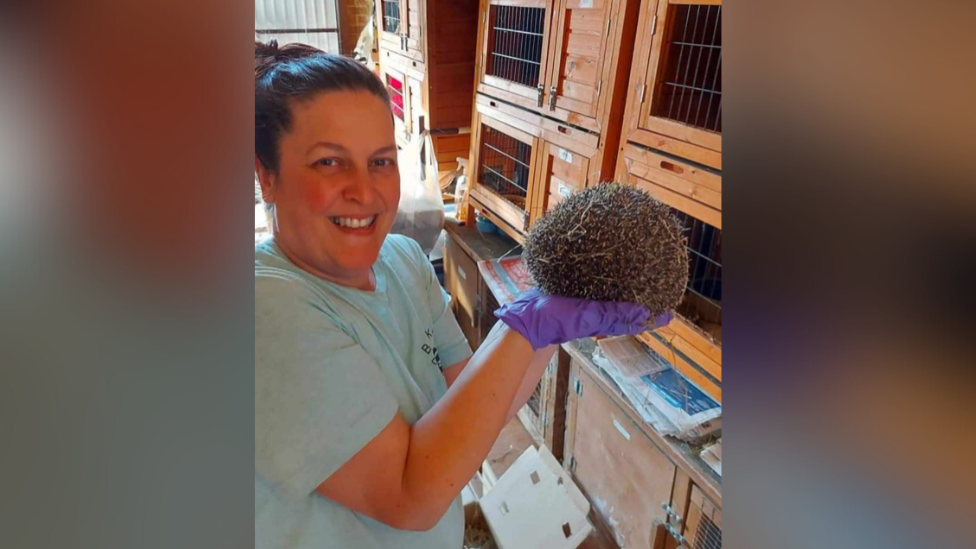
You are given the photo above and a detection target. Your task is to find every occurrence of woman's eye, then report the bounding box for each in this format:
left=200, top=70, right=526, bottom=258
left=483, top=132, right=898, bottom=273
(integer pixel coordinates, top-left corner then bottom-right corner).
left=371, top=158, right=396, bottom=168
left=315, top=158, right=338, bottom=167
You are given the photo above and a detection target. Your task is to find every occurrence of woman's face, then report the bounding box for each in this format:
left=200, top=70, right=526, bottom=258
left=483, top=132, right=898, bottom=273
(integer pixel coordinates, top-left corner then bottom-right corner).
left=260, top=90, right=400, bottom=283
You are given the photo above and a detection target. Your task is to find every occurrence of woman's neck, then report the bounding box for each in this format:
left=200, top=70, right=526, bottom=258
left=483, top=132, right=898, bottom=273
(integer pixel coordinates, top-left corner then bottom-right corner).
left=274, top=238, right=375, bottom=291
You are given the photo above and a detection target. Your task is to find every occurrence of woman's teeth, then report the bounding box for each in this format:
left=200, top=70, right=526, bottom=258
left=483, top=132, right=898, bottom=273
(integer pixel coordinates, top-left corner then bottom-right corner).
left=330, top=216, right=376, bottom=229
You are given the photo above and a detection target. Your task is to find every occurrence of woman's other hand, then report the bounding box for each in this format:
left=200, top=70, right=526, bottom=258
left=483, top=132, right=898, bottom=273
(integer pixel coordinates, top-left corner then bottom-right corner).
left=494, top=288, right=673, bottom=350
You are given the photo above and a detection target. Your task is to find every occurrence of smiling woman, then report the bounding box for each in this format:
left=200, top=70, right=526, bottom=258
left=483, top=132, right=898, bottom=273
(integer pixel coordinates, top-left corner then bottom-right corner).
left=255, top=42, right=399, bottom=290
left=253, top=41, right=663, bottom=549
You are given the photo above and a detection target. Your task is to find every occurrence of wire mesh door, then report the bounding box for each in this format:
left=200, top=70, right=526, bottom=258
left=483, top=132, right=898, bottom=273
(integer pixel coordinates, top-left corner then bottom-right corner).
left=672, top=208, right=721, bottom=345
left=545, top=0, right=613, bottom=119
left=683, top=486, right=722, bottom=549
left=472, top=116, right=539, bottom=232
left=640, top=0, right=722, bottom=152
left=382, top=0, right=402, bottom=34
left=376, top=0, right=407, bottom=49
left=480, top=0, right=555, bottom=102
left=478, top=125, right=533, bottom=210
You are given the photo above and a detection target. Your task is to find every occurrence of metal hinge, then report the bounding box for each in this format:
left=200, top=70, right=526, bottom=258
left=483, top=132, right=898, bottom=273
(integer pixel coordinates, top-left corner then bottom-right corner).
left=662, top=503, right=683, bottom=524
left=574, top=378, right=583, bottom=397
left=664, top=522, right=685, bottom=546
left=537, top=83, right=545, bottom=107
left=638, top=84, right=647, bottom=105
left=568, top=456, right=577, bottom=472
left=549, top=85, right=557, bottom=110
left=606, top=17, right=612, bottom=35
left=651, top=14, right=658, bottom=36
left=596, top=80, right=602, bottom=97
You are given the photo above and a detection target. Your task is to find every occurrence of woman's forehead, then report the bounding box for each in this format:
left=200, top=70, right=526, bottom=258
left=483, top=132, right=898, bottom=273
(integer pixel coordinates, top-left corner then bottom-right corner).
left=287, top=91, right=394, bottom=150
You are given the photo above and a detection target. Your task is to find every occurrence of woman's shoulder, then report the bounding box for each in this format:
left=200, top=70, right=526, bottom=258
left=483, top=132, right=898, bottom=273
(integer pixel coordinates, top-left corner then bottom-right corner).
left=254, top=240, right=324, bottom=305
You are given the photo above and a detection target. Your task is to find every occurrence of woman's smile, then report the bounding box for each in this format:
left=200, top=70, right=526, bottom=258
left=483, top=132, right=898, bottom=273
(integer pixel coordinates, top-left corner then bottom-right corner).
left=329, top=215, right=379, bottom=235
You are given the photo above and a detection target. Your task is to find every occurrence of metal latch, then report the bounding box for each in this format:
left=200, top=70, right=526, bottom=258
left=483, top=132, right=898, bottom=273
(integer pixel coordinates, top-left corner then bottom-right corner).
left=662, top=503, right=683, bottom=524
left=537, top=83, right=545, bottom=107
left=664, top=522, right=685, bottom=546
left=549, top=85, right=557, bottom=110
left=574, top=378, right=583, bottom=397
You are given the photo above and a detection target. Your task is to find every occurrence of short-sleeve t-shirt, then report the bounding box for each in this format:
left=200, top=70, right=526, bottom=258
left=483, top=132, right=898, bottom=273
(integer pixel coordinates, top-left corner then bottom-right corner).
left=255, top=234, right=473, bottom=549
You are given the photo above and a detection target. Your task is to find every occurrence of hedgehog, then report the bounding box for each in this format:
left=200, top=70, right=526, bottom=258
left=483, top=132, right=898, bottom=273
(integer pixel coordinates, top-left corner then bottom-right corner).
left=523, top=182, right=689, bottom=319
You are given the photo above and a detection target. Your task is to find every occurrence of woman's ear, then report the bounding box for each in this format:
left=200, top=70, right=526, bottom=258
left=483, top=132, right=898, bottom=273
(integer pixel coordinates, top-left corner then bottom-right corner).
left=255, top=157, right=277, bottom=204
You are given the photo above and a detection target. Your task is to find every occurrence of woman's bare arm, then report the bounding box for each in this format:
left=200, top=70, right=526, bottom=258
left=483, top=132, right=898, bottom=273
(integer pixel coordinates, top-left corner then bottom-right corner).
left=315, top=322, right=550, bottom=530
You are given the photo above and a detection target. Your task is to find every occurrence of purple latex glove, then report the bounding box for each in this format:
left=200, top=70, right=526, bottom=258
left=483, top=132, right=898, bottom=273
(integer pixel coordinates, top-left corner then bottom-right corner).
left=494, top=288, right=674, bottom=350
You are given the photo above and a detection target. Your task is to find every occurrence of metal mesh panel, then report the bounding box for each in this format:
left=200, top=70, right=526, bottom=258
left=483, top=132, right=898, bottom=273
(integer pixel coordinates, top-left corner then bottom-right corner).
left=527, top=380, right=542, bottom=416
left=387, top=74, right=405, bottom=121
left=653, top=4, right=722, bottom=133
left=672, top=209, right=721, bottom=343
left=383, top=0, right=401, bottom=33
left=478, top=125, right=532, bottom=210
left=693, top=513, right=722, bottom=549
left=486, top=6, right=546, bottom=88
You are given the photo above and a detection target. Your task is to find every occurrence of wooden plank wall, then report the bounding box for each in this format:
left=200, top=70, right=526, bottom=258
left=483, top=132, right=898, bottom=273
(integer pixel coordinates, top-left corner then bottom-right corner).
left=428, top=0, right=479, bottom=129
left=434, top=133, right=471, bottom=175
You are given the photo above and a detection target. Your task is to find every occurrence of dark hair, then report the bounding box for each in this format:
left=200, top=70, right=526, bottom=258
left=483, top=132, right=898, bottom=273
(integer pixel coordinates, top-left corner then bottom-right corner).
left=255, top=40, right=391, bottom=172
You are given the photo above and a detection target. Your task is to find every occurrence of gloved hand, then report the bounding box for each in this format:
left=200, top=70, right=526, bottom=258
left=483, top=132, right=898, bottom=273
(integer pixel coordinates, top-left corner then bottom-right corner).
left=495, top=288, right=673, bottom=350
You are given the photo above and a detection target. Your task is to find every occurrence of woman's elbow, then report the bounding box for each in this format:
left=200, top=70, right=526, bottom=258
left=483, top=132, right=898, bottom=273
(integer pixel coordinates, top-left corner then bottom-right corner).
left=378, top=503, right=444, bottom=532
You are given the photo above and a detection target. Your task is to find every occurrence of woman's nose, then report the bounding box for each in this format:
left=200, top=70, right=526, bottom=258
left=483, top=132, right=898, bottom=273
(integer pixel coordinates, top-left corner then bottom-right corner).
left=342, top=169, right=377, bottom=204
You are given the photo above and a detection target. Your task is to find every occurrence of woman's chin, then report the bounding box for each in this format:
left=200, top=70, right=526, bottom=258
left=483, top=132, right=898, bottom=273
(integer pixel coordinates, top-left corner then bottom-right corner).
left=333, top=249, right=381, bottom=273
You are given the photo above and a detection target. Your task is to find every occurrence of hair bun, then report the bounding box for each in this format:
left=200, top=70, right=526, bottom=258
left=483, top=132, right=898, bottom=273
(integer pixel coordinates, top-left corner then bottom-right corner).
left=255, top=40, right=325, bottom=77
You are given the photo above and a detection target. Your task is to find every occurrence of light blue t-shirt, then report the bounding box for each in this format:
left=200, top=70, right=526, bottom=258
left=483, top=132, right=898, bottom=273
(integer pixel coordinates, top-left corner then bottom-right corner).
left=255, top=234, right=473, bottom=549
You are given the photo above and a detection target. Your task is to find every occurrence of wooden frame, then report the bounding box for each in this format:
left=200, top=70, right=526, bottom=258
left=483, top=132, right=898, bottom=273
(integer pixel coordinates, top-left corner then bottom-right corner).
left=442, top=220, right=521, bottom=352
left=443, top=234, right=481, bottom=349
left=376, top=0, right=478, bottom=197
left=475, top=0, right=557, bottom=103
left=516, top=346, right=571, bottom=461
left=545, top=0, right=615, bottom=121
left=473, top=0, right=642, bottom=138
left=469, top=110, right=542, bottom=235
left=382, top=65, right=414, bottom=142
left=465, top=0, right=643, bottom=230
left=618, top=141, right=722, bottom=401
left=564, top=357, right=679, bottom=549
left=530, top=141, right=593, bottom=220
left=679, top=483, right=722, bottom=548
left=562, top=340, right=721, bottom=503
left=620, top=0, right=722, bottom=169
left=619, top=142, right=721, bottom=224
left=469, top=95, right=619, bottom=238
left=376, top=0, right=408, bottom=52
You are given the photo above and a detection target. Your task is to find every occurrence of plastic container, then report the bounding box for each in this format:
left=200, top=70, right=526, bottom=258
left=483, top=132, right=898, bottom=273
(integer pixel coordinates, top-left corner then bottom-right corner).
left=476, top=216, right=497, bottom=234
